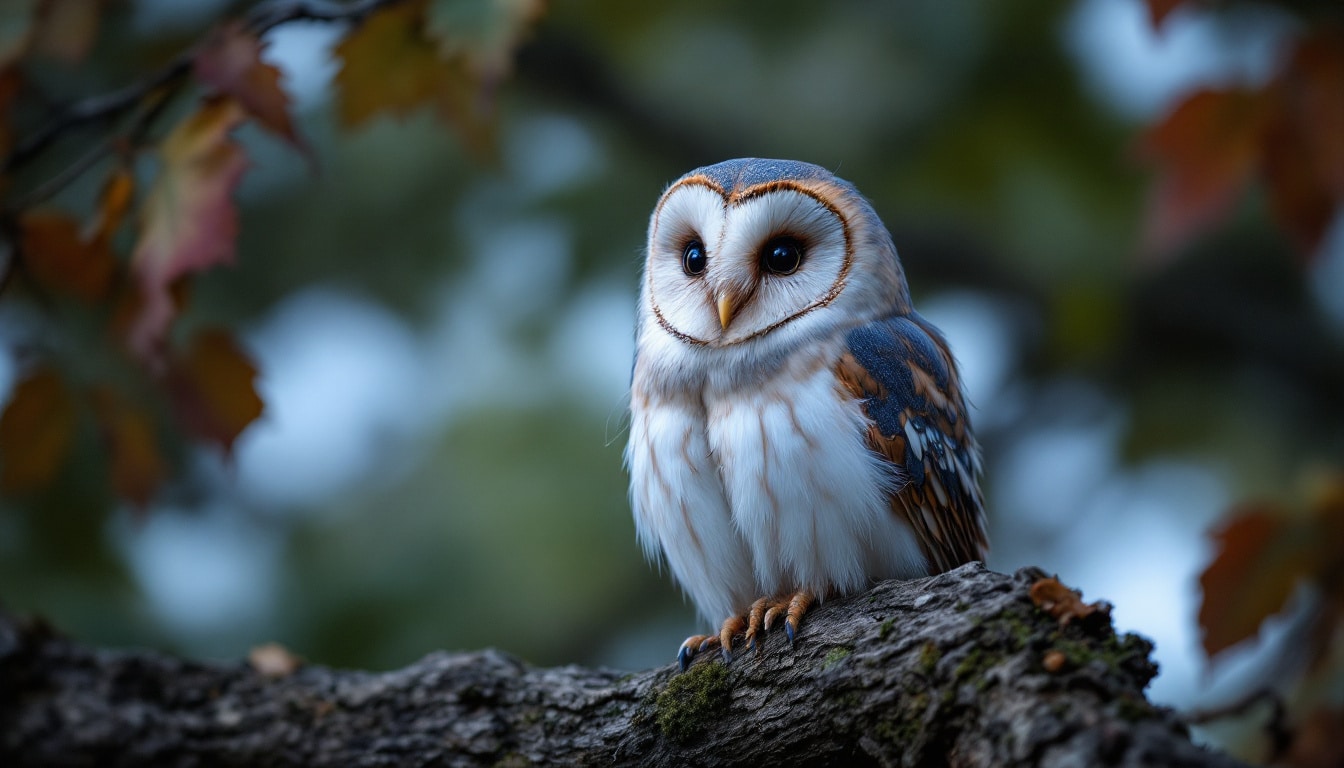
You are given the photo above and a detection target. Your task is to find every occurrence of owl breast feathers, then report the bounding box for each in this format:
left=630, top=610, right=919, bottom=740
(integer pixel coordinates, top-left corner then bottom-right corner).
left=625, top=158, right=987, bottom=644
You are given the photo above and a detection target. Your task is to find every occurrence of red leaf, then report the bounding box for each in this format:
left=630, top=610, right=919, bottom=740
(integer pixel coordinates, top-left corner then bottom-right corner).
left=129, top=97, right=248, bottom=363
left=0, top=59, right=23, bottom=159
left=1137, top=88, right=1270, bottom=258
left=1197, top=503, right=1316, bottom=660
left=19, top=209, right=115, bottom=301
left=194, top=22, right=304, bottom=150
left=166, top=329, right=263, bottom=454
left=90, top=386, right=165, bottom=507
left=0, top=366, right=76, bottom=492
left=1143, top=0, right=1188, bottom=30
left=1261, top=28, right=1344, bottom=258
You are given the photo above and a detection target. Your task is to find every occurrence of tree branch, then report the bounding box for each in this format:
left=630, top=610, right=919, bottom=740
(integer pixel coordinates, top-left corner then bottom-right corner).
left=1, top=0, right=408, bottom=178
left=0, top=564, right=1246, bottom=767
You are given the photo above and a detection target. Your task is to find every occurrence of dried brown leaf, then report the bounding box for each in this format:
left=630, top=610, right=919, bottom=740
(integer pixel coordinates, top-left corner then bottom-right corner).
left=1029, top=576, right=1110, bottom=627
left=0, top=366, right=75, bottom=492
left=1197, top=504, right=1315, bottom=660
left=19, top=209, right=115, bottom=301
left=165, top=329, right=263, bottom=454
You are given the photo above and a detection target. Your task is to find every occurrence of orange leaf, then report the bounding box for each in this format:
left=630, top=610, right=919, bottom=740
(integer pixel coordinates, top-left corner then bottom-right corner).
left=129, top=97, right=248, bottom=363
left=166, top=329, right=263, bottom=454
left=1029, top=576, right=1111, bottom=628
left=30, top=0, right=101, bottom=64
left=194, top=22, right=304, bottom=150
left=90, top=386, right=165, bottom=507
left=334, top=0, right=449, bottom=127
left=0, top=366, right=76, bottom=492
left=1138, top=88, right=1270, bottom=258
left=19, top=209, right=115, bottom=301
left=1197, top=504, right=1316, bottom=660
left=86, top=164, right=135, bottom=243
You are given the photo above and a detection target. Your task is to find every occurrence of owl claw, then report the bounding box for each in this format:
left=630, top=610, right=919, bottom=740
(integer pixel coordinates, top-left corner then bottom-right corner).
left=678, top=634, right=717, bottom=671
left=675, top=591, right=816, bottom=671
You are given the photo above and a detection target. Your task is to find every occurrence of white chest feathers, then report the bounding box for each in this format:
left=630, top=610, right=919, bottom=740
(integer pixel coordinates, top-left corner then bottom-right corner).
left=626, top=348, right=929, bottom=624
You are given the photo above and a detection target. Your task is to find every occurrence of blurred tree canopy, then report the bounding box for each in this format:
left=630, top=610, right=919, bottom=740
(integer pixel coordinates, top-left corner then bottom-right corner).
left=0, top=0, right=1341, bottom=764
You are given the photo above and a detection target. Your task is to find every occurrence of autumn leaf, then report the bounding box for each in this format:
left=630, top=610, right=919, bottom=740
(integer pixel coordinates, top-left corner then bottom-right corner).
left=425, top=0, right=545, bottom=79
left=90, top=386, right=165, bottom=507
left=1029, top=576, right=1111, bottom=628
left=334, top=0, right=447, bottom=127
left=1261, top=28, right=1344, bottom=257
left=1142, top=0, right=1195, bottom=31
left=1138, top=88, right=1269, bottom=259
left=165, top=329, right=263, bottom=454
left=19, top=209, right=115, bottom=301
left=86, top=164, right=134, bottom=242
left=129, top=97, right=248, bottom=363
left=1197, top=503, right=1317, bottom=660
left=0, top=366, right=76, bottom=492
left=194, top=22, right=304, bottom=150
left=1138, top=27, right=1344, bottom=261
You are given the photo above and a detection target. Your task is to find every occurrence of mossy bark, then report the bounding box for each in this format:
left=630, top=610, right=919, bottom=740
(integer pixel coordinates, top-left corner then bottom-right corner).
left=0, top=564, right=1247, bottom=767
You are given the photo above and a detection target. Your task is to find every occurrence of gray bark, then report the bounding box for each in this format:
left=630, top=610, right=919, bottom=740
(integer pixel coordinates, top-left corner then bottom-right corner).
left=0, top=564, right=1246, bottom=767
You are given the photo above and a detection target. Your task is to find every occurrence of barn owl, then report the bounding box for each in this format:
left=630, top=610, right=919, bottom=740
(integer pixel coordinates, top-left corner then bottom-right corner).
left=625, top=158, right=988, bottom=669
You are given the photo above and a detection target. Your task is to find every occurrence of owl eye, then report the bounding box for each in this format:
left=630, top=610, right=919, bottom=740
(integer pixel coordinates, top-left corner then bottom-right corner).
left=761, top=237, right=803, bottom=276
left=682, top=240, right=707, bottom=276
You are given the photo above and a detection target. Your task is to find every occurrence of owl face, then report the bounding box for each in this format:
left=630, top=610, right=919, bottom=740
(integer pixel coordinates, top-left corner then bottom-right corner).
left=641, top=159, right=911, bottom=371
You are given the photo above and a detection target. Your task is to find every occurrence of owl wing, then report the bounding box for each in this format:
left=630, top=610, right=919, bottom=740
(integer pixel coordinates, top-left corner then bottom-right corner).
left=836, top=313, right=988, bottom=574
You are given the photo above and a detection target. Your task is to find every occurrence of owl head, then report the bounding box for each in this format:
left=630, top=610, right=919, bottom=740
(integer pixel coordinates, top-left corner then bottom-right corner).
left=638, top=159, right=912, bottom=381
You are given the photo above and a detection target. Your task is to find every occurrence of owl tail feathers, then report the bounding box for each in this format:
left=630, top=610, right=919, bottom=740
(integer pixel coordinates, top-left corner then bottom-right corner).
left=674, top=591, right=816, bottom=672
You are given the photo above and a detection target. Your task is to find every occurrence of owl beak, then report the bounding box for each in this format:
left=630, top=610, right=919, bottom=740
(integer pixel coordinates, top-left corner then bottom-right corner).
left=717, top=294, right=736, bottom=330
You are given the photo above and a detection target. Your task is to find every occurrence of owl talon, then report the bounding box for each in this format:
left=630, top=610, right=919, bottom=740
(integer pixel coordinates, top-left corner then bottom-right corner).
left=678, top=634, right=717, bottom=671
left=783, top=591, right=814, bottom=645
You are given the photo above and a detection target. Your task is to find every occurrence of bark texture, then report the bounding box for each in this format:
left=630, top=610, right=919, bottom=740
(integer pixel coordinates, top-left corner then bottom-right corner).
left=0, top=564, right=1245, bottom=767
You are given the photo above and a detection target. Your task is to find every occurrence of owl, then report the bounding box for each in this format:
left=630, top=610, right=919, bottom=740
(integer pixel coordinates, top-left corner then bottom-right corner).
left=625, top=158, right=988, bottom=669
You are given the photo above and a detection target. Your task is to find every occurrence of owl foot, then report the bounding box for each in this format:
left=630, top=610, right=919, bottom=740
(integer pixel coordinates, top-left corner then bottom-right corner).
left=745, top=591, right=814, bottom=649
left=676, top=615, right=746, bottom=670
left=676, top=591, right=816, bottom=670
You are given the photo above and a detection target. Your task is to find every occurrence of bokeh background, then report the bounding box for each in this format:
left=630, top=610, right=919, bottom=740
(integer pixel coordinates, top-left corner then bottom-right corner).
left=2, top=0, right=1342, bottom=750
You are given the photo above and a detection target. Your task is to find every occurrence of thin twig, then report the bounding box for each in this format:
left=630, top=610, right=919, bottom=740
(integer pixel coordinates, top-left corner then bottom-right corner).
left=1186, top=687, right=1292, bottom=759
left=1, top=0, right=407, bottom=176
